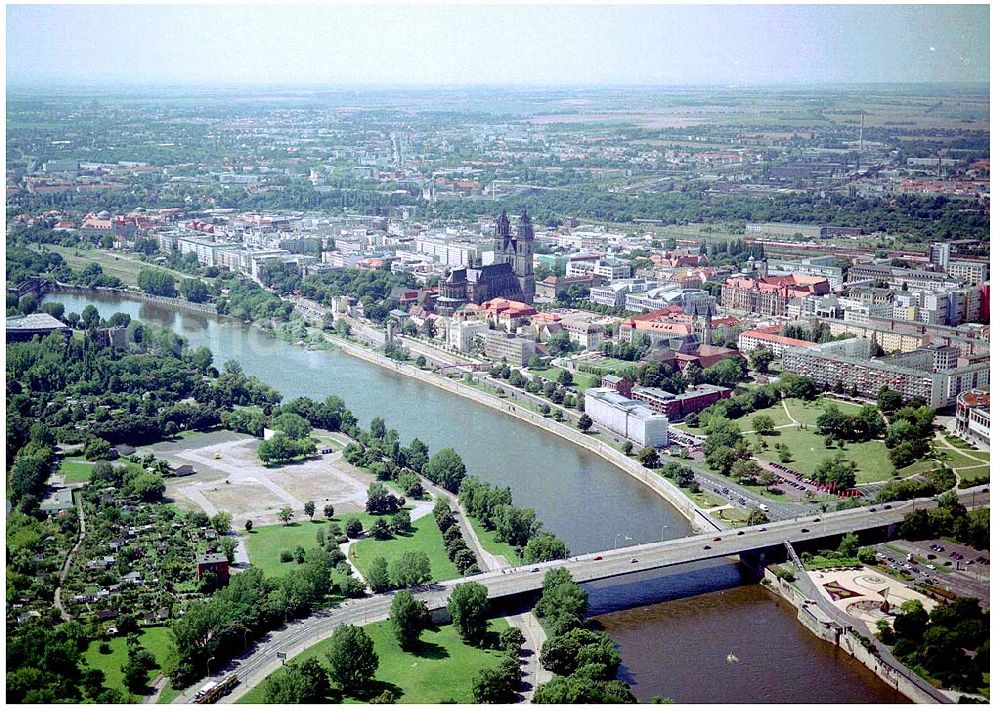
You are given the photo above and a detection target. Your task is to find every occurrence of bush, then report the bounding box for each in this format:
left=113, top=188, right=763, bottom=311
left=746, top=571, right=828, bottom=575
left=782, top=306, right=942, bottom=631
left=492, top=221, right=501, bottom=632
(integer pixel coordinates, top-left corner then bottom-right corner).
left=280, top=550, right=293, bottom=563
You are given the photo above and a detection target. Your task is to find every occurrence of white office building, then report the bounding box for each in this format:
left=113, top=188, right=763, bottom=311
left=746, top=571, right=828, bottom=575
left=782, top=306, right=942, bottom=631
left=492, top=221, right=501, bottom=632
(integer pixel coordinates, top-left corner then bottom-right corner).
left=584, top=387, right=670, bottom=448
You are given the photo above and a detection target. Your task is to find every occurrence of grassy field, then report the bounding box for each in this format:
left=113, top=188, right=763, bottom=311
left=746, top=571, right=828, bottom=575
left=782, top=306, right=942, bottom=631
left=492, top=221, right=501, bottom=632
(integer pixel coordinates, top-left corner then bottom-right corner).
left=83, top=626, right=176, bottom=700
left=157, top=682, right=180, bottom=704
left=577, top=357, right=638, bottom=378
left=236, top=618, right=509, bottom=704
left=467, top=516, right=522, bottom=565
left=527, top=366, right=595, bottom=393
left=58, top=455, right=98, bottom=484
left=351, top=513, right=460, bottom=584
left=34, top=244, right=202, bottom=289
left=245, top=516, right=381, bottom=579
left=755, top=427, right=896, bottom=484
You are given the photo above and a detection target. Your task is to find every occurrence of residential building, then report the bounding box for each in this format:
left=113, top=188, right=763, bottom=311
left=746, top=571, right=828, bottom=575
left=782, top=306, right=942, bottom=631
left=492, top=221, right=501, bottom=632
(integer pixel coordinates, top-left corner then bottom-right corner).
left=584, top=387, right=670, bottom=447
left=737, top=325, right=813, bottom=357
left=590, top=279, right=658, bottom=309
left=196, top=553, right=230, bottom=584
left=947, top=260, right=989, bottom=285
left=781, top=338, right=989, bottom=410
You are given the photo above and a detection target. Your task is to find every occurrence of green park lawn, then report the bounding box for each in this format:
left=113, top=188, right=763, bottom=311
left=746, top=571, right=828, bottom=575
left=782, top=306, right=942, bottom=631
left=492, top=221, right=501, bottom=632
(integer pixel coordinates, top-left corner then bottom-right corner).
left=58, top=456, right=98, bottom=484
left=756, top=427, right=896, bottom=484
left=467, top=516, right=523, bottom=565
left=83, top=626, right=176, bottom=700
left=730, top=402, right=794, bottom=433
left=577, top=357, right=637, bottom=378
left=351, top=513, right=460, bottom=584
left=245, top=516, right=382, bottom=578
left=528, top=366, right=595, bottom=393
left=236, top=618, right=510, bottom=704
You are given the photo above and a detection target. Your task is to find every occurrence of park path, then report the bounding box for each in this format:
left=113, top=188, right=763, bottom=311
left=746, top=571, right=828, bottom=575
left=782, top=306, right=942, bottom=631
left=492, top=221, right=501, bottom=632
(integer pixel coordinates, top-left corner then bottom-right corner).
left=142, top=675, right=169, bottom=704
left=934, top=432, right=990, bottom=463
left=54, top=491, right=87, bottom=622
left=781, top=399, right=800, bottom=427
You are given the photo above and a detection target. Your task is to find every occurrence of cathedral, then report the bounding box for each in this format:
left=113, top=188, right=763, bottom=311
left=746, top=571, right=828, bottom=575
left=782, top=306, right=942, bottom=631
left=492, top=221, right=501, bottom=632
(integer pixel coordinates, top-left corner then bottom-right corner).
left=437, top=210, right=535, bottom=312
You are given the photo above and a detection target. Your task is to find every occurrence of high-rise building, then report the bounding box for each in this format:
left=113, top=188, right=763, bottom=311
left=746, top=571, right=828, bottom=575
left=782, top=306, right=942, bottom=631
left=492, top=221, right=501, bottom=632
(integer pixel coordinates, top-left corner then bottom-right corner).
left=929, top=242, right=951, bottom=270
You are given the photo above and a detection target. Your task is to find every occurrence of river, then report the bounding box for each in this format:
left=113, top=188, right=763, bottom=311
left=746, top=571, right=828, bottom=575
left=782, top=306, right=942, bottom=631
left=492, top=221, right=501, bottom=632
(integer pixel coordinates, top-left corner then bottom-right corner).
left=47, top=291, right=904, bottom=703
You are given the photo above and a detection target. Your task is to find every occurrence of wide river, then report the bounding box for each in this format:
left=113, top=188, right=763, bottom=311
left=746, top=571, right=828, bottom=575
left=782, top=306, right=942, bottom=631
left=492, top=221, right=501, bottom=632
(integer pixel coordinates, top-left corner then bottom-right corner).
left=46, top=292, right=905, bottom=703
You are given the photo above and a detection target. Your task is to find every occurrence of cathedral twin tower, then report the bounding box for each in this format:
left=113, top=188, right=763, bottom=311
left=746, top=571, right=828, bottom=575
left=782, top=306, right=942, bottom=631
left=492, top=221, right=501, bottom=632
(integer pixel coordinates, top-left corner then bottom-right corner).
left=437, top=210, right=535, bottom=311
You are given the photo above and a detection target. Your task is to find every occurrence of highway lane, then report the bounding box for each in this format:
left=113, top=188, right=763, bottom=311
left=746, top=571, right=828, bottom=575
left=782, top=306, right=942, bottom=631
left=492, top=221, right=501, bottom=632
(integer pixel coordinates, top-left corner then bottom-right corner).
left=181, top=487, right=986, bottom=703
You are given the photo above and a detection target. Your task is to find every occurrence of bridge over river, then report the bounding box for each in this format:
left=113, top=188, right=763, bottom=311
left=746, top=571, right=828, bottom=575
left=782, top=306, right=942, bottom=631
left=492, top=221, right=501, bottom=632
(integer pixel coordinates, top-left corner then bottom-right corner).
left=176, top=487, right=986, bottom=704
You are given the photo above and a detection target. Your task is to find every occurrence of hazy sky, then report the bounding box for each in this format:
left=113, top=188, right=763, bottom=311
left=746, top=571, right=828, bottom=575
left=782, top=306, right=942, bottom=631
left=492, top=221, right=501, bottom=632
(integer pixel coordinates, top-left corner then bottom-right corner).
left=6, top=4, right=990, bottom=87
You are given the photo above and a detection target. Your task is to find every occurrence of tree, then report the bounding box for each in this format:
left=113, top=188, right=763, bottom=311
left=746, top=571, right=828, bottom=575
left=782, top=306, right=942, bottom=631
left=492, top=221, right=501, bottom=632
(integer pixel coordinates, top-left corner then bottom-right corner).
left=499, top=627, right=526, bottom=655
left=180, top=278, right=210, bottom=303
left=893, top=599, right=929, bottom=642
left=622, top=441, right=633, bottom=456
left=219, top=537, right=239, bottom=563
left=325, top=625, right=379, bottom=694
left=838, top=532, right=860, bottom=558
left=748, top=347, right=775, bottom=374
left=877, top=386, right=904, bottom=414
left=245, top=519, right=253, bottom=532
left=472, top=663, right=519, bottom=704
left=344, top=517, right=363, bottom=538
left=534, top=568, right=588, bottom=629
left=278, top=507, right=294, bottom=525
left=702, top=357, right=746, bottom=389
left=272, top=412, right=312, bottom=440
left=447, top=582, right=490, bottom=646
left=370, top=519, right=392, bottom=540
left=577, top=414, right=593, bottom=432
left=323, top=504, right=335, bottom=519
left=304, top=501, right=316, bottom=519
left=390, top=590, right=426, bottom=651
left=423, top=448, right=467, bottom=493
left=369, top=556, right=391, bottom=593
left=366, top=482, right=401, bottom=515
left=524, top=532, right=570, bottom=563
left=84, top=437, right=112, bottom=461
left=137, top=268, right=177, bottom=297
left=813, top=456, right=858, bottom=492
left=210, top=511, right=232, bottom=534
left=638, top=447, right=661, bottom=469
left=746, top=510, right=769, bottom=527
left=263, top=658, right=333, bottom=703
left=389, top=551, right=431, bottom=589
left=751, top=414, right=776, bottom=436
left=389, top=510, right=411, bottom=534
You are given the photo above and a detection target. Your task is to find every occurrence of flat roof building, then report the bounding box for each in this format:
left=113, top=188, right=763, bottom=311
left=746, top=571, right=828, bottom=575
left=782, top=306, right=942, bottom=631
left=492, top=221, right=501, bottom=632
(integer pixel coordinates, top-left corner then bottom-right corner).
left=584, top=387, right=670, bottom=448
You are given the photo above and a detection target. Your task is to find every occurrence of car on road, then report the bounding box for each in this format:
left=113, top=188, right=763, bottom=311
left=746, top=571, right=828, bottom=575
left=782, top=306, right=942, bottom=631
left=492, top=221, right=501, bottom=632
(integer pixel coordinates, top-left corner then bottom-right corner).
left=713, top=536, right=722, bottom=541
left=531, top=567, right=540, bottom=572
left=593, top=555, right=603, bottom=561
left=926, top=564, right=936, bottom=570
left=758, top=527, right=767, bottom=532
left=630, top=558, right=638, bottom=563
left=812, top=518, right=821, bottom=523
left=703, top=545, right=712, bottom=550
left=737, top=531, right=745, bottom=536
left=869, top=507, right=877, bottom=512
left=883, top=504, right=892, bottom=510
left=801, top=528, right=810, bottom=533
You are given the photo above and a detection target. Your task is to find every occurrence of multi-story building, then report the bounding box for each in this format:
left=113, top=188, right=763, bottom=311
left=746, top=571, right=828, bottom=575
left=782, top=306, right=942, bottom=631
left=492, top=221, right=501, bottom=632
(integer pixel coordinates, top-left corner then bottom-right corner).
left=590, top=279, right=657, bottom=309
left=584, top=387, right=669, bottom=447
left=744, top=222, right=864, bottom=239
left=946, top=260, right=989, bottom=285
left=737, top=325, right=814, bottom=358
left=822, top=320, right=929, bottom=354
left=630, top=383, right=732, bottom=421
left=767, top=256, right=845, bottom=290
left=721, top=273, right=830, bottom=317
left=476, top=330, right=535, bottom=366
left=781, top=338, right=989, bottom=410
left=446, top=320, right=488, bottom=353
left=954, top=388, right=990, bottom=448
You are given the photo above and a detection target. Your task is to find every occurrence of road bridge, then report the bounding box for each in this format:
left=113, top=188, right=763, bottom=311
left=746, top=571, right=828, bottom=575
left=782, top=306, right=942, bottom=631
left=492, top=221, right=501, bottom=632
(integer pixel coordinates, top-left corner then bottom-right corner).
left=178, top=488, right=987, bottom=704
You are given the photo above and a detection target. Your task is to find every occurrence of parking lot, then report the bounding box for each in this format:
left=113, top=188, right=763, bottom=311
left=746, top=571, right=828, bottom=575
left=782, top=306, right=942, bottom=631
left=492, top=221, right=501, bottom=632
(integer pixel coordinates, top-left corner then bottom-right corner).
left=874, top=539, right=990, bottom=609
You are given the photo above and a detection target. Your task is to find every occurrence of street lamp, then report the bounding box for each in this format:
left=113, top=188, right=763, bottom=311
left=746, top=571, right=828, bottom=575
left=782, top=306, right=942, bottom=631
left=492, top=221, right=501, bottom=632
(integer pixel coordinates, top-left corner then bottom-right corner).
left=660, top=525, right=670, bottom=542
left=206, top=656, right=215, bottom=679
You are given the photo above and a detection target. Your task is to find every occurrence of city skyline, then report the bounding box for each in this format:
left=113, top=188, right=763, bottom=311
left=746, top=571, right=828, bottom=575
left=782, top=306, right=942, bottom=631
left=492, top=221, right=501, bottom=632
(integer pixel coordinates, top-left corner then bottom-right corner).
left=6, top=4, right=991, bottom=88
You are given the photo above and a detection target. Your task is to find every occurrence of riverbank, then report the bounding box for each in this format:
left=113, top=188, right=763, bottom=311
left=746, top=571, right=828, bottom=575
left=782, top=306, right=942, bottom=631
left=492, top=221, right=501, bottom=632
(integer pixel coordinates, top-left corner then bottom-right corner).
left=762, top=568, right=940, bottom=704
left=318, top=329, right=717, bottom=535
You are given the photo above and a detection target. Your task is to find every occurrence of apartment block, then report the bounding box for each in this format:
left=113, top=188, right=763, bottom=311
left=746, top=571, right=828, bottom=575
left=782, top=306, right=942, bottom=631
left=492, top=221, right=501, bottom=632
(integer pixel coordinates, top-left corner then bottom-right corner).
left=584, top=387, right=670, bottom=447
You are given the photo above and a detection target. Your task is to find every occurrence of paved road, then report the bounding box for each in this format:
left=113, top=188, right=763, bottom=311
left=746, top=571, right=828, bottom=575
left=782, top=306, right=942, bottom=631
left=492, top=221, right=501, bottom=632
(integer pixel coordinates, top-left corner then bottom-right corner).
left=175, top=487, right=986, bottom=703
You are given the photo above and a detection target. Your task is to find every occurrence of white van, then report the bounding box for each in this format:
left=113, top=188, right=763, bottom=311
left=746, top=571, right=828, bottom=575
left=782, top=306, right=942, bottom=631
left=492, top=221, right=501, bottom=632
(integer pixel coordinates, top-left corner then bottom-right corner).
left=759, top=504, right=769, bottom=513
